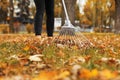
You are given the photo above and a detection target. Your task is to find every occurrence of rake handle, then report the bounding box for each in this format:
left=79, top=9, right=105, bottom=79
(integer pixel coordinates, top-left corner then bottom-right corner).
left=62, top=0, right=70, bottom=22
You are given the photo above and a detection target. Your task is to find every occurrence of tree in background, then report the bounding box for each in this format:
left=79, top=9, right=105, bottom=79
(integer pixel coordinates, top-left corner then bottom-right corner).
left=75, top=3, right=81, bottom=26
left=0, top=0, right=9, bottom=23
left=54, top=0, right=62, bottom=17
left=9, top=0, right=30, bottom=33
left=115, top=0, right=120, bottom=33
left=83, top=0, right=115, bottom=32
left=17, top=0, right=30, bottom=23
left=9, top=0, right=14, bottom=33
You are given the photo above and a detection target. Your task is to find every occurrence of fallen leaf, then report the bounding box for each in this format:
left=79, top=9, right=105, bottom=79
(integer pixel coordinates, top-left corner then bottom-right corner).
left=90, top=69, right=98, bottom=77
left=32, top=71, right=57, bottom=80
left=56, top=50, right=65, bottom=57
left=23, top=46, right=30, bottom=51
left=29, top=54, right=43, bottom=62
left=55, top=71, right=70, bottom=79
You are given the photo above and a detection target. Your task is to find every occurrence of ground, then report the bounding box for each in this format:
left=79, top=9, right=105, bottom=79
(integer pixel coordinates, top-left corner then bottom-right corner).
left=0, top=33, right=120, bottom=80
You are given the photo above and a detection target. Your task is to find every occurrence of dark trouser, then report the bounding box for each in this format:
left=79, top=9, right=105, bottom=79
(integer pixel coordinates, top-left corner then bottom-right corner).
left=34, top=0, right=54, bottom=36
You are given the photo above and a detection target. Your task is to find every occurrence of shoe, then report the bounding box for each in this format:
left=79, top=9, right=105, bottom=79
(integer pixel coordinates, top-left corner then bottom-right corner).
left=35, top=35, right=41, bottom=40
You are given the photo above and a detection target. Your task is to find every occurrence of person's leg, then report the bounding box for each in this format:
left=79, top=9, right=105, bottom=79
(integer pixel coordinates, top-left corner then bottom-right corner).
left=34, top=0, right=45, bottom=36
left=45, top=0, right=54, bottom=37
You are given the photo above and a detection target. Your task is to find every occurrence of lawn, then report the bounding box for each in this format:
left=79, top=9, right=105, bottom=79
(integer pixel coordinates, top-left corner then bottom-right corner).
left=0, top=33, right=120, bottom=80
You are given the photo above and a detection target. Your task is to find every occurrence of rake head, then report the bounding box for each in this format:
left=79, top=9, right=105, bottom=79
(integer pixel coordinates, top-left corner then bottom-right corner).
left=54, top=34, right=94, bottom=49
left=59, top=26, right=75, bottom=36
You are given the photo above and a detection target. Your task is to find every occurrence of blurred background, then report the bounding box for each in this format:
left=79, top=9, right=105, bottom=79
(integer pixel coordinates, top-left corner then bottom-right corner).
left=0, top=0, right=119, bottom=34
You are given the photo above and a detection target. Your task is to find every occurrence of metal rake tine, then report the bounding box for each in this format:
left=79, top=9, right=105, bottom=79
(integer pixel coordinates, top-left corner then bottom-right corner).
left=78, top=32, right=93, bottom=46
left=76, top=35, right=84, bottom=47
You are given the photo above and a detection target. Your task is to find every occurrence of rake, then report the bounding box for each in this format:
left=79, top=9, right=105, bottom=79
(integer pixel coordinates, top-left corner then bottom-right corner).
left=59, top=0, right=75, bottom=36
left=54, top=0, right=93, bottom=49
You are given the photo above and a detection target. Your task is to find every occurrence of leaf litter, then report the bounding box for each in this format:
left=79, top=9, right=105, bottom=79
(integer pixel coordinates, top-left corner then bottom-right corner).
left=0, top=33, right=120, bottom=80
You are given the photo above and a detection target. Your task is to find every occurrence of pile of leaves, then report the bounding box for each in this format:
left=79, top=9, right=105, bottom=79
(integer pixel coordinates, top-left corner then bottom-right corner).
left=0, top=33, right=120, bottom=80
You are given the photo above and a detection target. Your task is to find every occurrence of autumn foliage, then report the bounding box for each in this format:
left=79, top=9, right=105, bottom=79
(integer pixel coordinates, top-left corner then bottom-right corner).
left=0, top=33, right=120, bottom=80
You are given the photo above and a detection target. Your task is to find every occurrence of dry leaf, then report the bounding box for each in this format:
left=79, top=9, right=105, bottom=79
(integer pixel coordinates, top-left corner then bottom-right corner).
left=55, top=71, right=70, bottom=79
left=23, top=46, right=30, bottom=51
left=56, top=50, right=65, bottom=57
left=29, top=54, right=43, bottom=62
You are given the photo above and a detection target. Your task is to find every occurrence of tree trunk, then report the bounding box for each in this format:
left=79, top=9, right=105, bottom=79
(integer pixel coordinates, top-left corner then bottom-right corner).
left=62, top=0, right=76, bottom=25
left=9, top=0, right=14, bottom=33
left=115, top=0, right=120, bottom=33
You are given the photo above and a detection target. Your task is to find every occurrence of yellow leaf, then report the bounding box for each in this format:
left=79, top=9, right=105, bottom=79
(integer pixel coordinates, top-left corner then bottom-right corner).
left=23, top=46, right=30, bottom=51
left=56, top=71, right=70, bottom=79
left=72, top=46, right=78, bottom=50
left=90, top=69, right=98, bottom=77
left=100, top=69, right=116, bottom=79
